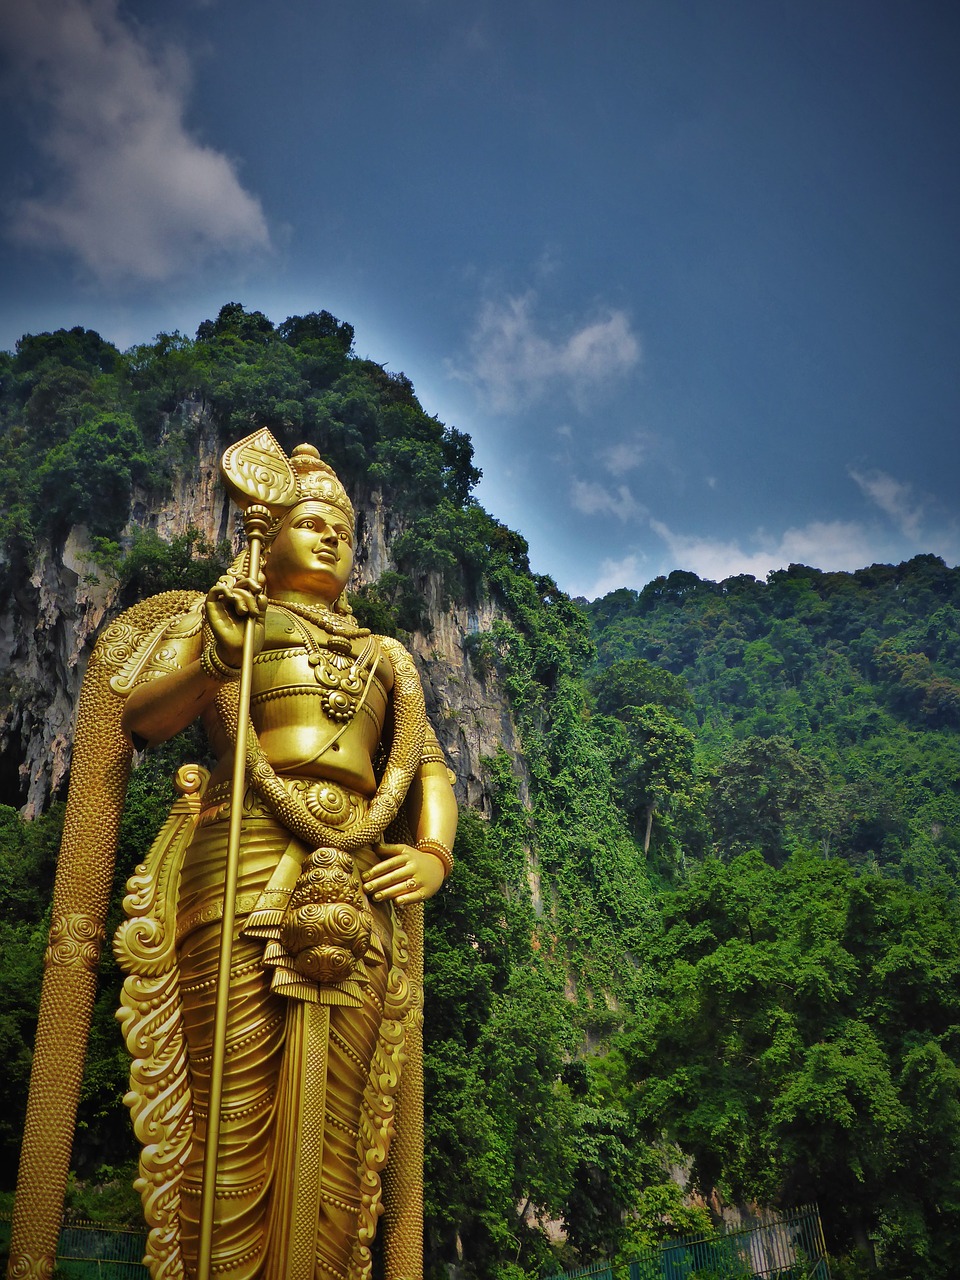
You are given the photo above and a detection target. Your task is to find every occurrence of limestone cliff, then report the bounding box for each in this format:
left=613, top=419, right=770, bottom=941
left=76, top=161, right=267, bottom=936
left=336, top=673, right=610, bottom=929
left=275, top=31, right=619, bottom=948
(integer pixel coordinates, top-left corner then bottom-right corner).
left=0, top=403, right=523, bottom=817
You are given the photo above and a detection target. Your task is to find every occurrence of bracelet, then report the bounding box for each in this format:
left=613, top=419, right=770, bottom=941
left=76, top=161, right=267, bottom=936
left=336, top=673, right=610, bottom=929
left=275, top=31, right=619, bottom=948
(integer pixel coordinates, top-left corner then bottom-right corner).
left=416, top=837, right=454, bottom=877
left=200, top=642, right=241, bottom=682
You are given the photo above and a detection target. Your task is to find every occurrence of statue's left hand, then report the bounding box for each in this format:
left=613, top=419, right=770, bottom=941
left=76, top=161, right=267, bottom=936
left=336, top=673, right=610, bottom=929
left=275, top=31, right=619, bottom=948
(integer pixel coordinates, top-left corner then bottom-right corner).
left=364, top=843, right=446, bottom=905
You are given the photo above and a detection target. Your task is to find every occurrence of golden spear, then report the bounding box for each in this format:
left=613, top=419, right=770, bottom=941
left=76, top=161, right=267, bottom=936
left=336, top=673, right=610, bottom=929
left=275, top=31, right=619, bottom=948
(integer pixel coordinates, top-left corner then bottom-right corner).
left=7, top=428, right=296, bottom=1280
left=195, top=429, right=298, bottom=1280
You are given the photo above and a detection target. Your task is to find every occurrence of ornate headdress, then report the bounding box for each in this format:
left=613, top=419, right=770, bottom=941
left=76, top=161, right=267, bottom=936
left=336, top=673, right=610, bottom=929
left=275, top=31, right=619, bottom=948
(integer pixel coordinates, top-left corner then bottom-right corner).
left=220, top=428, right=354, bottom=526
left=288, top=443, right=354, bottom=523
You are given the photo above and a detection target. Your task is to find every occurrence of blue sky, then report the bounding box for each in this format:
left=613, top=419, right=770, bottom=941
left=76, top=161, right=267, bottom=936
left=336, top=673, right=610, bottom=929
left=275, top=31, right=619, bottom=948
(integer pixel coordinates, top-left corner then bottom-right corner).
left=1, top=0, right=958, bottom=598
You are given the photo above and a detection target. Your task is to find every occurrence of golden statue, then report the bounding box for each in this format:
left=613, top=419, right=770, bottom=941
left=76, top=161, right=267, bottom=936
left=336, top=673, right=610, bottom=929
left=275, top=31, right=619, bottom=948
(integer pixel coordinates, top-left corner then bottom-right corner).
left=9, top=429, right=457, bottom=1280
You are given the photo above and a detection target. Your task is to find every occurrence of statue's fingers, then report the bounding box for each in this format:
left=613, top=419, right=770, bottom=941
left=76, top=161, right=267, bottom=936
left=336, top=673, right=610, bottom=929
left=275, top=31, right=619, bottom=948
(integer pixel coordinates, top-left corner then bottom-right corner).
left=364, top=854, right=407, bottom=879
left=236, top=576, right=267, bottom=606
left=234, top=589, right=262, bottom=616
left=371, top=882, right=409, bottom=902
left=364, top=869, right=401, bottom=893
left=373, top=842, right=406, bottom=860
left=366, top=870, right=410, bottom=898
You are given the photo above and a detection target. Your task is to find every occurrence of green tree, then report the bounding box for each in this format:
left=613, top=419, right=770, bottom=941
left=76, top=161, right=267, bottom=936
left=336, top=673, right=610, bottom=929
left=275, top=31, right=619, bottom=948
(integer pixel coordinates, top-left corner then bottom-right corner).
left=708, top=735, right=830, bottom=864
left=35, top=411, right=152, bottom=539
left=592, top=658, right=693, bottom=719
left=602, top=707, right=696, bottom=856
left=0, top=803, right=64, bottom=1179
left=424, top=810, right=576, bottom=1279
left=116, top=528, right=232, bottom=603
left=623, top=852, right=960, bottom=1275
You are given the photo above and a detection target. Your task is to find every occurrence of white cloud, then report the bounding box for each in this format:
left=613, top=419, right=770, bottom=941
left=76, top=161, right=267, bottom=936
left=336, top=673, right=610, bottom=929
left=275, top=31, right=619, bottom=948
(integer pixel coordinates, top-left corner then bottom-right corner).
left=2, top=0, right=271, bottom=282
left=849, top=468, right=924, bottom=540
left=602, top=435, right=647, bottom=475
left=571, top=480, right=645, bottom=523
left=580, top=553, right=646, bottom=599
left=774, top=520, right=883, bottom=568
left=649, top=517, right=880, bottom=582
left=454, top=291, right=640, bottom=412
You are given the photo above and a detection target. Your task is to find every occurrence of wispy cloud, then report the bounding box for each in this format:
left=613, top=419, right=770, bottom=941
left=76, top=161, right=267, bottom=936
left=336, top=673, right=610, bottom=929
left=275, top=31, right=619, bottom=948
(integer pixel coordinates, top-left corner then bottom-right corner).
left=2, top=0, right=271, bottom=282
left=571, top=480, right=645, bottom=523
left=580, top=553, right=647, bottom=599
left=602, top=434, right=647, bottom=475
left=849, top=468, right=925, bottom=540
left=649, top=517, right=881, bottom=582
left=454, top=291, right=640, bottom=412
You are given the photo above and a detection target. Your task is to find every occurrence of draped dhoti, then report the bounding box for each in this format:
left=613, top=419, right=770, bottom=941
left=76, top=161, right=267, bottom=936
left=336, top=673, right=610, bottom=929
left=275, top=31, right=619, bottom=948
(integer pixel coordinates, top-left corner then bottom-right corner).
left=172, top=809, right=405, bottom=1280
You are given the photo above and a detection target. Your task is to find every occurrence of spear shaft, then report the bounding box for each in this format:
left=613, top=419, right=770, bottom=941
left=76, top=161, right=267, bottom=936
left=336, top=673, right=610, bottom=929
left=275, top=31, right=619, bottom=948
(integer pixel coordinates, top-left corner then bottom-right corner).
left=195, top=504, right=270, bottom=1280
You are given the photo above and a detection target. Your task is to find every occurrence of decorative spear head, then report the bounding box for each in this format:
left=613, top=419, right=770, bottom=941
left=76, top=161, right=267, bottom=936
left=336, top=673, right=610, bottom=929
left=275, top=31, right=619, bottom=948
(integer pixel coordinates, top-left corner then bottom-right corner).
left=220, top=427, right=299, bottom=515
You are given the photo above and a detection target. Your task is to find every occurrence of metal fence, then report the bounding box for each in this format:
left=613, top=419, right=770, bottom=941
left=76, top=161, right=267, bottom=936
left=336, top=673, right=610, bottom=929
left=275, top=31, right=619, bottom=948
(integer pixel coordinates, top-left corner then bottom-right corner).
left=0, top=1217, right=149, bottom=1279
left=0, top=1203, right=827, bottom=1280
left=546, top=1204, right=830, bottom=1280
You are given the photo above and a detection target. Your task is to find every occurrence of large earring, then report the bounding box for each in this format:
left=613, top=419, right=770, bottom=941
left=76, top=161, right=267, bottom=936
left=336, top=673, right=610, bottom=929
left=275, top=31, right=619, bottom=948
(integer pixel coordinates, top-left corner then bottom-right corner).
left=334, top=590, right=354, bottom=616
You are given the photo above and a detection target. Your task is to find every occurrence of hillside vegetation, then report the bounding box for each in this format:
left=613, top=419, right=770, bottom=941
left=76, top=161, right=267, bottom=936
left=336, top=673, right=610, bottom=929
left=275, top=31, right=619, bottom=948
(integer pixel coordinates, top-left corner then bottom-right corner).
left=585, top=567, right=960, bottom=1277
left=0, top=305, right=958, bottom=1280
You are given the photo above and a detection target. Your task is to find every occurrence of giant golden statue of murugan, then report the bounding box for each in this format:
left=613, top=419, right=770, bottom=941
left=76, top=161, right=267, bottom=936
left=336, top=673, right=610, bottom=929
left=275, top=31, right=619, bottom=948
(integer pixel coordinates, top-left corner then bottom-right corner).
left=9, top=429, right=457, bottom=1280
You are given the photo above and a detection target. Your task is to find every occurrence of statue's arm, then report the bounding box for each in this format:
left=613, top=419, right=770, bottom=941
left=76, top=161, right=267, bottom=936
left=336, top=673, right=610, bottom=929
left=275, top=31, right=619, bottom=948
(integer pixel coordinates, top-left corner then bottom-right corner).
left=403, top=758, right=459, bottom=853
left=121, top=653, right=218, bottom=748
left=122, top=572, right=266, bottom=748
left=364, top=727, right=458, bottom=907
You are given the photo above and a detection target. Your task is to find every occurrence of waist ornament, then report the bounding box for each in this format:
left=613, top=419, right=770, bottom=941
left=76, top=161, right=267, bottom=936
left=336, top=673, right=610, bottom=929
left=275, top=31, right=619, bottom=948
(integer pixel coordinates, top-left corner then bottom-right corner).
left=199, top=775, right=370, bottom=831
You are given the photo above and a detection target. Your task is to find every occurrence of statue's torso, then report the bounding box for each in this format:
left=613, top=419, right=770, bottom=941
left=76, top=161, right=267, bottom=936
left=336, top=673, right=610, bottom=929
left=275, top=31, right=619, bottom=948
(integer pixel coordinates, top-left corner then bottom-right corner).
left=205, top=606, right=394, bottom=797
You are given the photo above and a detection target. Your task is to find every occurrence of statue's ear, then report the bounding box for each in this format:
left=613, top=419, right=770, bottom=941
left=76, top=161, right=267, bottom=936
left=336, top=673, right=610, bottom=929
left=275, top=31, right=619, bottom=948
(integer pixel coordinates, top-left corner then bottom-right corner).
left=221, top=427, right=298, bottom=515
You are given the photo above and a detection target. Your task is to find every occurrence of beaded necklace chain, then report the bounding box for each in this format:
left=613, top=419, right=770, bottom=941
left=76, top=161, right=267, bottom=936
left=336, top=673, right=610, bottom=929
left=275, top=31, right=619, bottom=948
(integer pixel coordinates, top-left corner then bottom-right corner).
left=266, top=597, right=370, bottom=638
left=270, top=601, right=378, bottom=724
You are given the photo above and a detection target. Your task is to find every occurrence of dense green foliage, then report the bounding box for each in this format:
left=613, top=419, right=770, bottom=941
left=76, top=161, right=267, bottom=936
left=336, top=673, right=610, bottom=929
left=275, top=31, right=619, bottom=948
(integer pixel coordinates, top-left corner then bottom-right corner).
left=623, top=853, right=960, bottom=1276
left=587, top=562, right=960, bottom=887
left=584, top=561, right=960, bottom=1275
left=0, top=306, right=957, bottom=1279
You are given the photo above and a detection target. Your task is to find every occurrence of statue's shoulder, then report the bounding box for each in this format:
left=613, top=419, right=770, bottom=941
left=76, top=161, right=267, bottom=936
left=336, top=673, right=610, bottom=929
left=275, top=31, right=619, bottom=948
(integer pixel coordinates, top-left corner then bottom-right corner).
left=375, top=633, right=415, bottom=665
left=97, top=590, right=207, bottom=696
left=375, top=633, right=422, bottom=684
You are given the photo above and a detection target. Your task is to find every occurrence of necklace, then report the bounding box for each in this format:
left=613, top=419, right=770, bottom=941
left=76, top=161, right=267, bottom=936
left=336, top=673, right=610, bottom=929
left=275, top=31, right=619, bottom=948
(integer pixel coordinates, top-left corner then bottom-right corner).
left=266, top=597, right=370, bottom=638
left=271, top=603, right=378, bottom=724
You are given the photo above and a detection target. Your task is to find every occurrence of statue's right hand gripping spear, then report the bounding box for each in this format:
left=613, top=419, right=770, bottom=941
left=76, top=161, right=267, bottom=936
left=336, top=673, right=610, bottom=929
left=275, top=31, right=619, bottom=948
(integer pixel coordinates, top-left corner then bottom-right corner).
left=195, top=428, right=298, bottom=1280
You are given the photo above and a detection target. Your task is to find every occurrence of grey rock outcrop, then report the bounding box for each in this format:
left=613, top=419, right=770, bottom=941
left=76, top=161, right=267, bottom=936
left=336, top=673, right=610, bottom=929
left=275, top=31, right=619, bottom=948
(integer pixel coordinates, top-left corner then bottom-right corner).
left=0, top=405, right=523, bottom=817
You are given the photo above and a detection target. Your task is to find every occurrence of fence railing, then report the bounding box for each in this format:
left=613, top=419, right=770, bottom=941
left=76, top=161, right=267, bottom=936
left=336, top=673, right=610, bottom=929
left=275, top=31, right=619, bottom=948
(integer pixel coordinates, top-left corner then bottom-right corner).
left=1, top=1203, right=828, bottom=1280
left=0, top=1217, right=148, bottom=1279
left=545, top=1204, right=830, bottom=1280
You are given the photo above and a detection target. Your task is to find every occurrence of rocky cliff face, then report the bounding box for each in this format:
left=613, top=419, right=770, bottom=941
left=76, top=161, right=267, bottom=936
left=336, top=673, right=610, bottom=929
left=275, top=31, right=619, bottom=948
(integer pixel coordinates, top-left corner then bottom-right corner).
left=0, top=405, right=523, bottom=818
left=0, top=527, right=117, bottom=815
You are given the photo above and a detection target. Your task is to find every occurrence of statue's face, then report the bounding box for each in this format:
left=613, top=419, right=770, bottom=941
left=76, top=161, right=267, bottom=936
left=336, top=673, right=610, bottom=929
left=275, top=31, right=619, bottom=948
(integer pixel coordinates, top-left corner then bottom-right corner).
left=265, top=500, right=355, bottom=603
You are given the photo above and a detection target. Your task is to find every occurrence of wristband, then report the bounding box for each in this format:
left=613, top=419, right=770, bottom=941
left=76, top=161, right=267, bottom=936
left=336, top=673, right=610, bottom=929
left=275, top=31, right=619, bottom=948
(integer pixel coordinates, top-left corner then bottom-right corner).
left=416, top=837, right=454, bottom=877
left=200, top=642, right=241, bottom=682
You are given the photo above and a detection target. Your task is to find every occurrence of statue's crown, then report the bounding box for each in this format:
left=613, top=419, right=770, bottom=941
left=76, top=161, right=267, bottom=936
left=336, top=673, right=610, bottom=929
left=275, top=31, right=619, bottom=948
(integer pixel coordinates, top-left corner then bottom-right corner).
left=289, top=444, right=354, bottom=523
left=220, top=429, right=354, bottom=527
